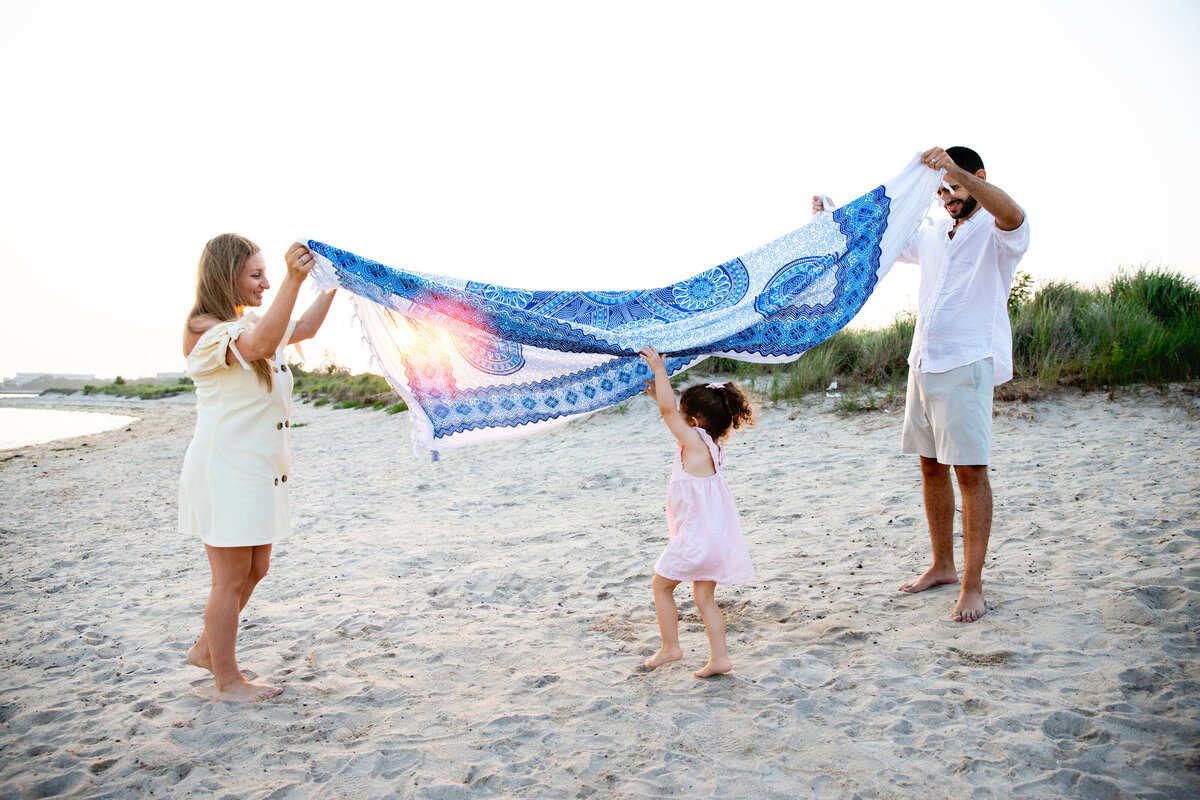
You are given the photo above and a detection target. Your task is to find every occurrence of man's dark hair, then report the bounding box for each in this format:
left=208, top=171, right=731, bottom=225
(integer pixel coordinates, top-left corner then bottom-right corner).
left=947, top=146, right=985, bottom=174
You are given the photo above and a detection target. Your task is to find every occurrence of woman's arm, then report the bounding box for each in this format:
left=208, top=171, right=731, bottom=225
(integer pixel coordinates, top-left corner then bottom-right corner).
left=228, top=243, right=313, bottom=363
left=290, top=288, right=337, bottom=343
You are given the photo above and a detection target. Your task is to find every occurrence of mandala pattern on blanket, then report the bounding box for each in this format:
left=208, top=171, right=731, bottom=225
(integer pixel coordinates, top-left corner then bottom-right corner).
left=304, top=156, right=941, bottom=454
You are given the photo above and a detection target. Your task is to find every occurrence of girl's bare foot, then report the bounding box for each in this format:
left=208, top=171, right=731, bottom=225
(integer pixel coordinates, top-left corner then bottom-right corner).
left=213, top=680, right=284, bottom=703
left=186, top=643, right=212, bottom=672
left=644, top=647, right=682, bottom=668
left=694, top=656, right=732, bottom=678
left=898, top=566, right=960, bottom=594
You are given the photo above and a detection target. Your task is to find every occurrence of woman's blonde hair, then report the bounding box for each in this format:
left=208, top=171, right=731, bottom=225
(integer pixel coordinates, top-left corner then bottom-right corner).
left=187, top=233, right=274, bottom=390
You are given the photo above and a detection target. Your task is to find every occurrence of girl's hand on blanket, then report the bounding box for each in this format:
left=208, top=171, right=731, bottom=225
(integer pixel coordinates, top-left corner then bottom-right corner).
left=640, top=346, right=666, bottom=398
left=284, top=243, right=315, bottom=283
left=640, top=345, right=666, bottom=375
left=641, top=345, right=684, bottom=423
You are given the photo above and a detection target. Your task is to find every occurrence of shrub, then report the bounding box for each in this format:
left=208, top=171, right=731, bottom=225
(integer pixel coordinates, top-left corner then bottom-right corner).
left=1008, top=270, right=1035, bottom=314
left=1109, top=266, right=1200, bottom=325
left=276, top=267, right=1198, bottom=414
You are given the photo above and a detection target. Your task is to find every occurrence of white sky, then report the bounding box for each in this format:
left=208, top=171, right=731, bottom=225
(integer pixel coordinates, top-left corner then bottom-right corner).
left=2, top=0, right=1197, bottom=378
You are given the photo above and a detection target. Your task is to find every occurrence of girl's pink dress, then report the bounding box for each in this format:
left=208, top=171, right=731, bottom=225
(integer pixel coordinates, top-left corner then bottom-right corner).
left=654, top=427, right=755, bottom=584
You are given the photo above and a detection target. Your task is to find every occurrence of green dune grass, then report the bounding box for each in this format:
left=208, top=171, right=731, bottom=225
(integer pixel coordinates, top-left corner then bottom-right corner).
left=41, top=268, right=1196, bottom=410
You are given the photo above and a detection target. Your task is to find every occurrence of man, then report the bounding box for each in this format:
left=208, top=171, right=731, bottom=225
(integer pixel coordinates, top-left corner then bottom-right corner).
left=813, top=146, right=1029, bottom=622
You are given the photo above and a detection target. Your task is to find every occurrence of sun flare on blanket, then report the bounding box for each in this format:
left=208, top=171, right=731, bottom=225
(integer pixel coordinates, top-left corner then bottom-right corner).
left=380, top=312, right=457, bottom=364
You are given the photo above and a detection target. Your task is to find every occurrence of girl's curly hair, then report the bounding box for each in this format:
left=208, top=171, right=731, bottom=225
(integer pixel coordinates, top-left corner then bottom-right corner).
left=679, top=381, right=756, bottom=442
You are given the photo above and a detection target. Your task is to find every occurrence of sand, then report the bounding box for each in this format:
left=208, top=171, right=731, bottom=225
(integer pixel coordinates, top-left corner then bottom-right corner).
left=0, top=386, right=1197, bottom=799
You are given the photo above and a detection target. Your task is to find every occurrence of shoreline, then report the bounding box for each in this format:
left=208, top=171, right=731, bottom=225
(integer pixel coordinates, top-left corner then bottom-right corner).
left=0, top=407, right=143, bottom=453
left=0, top=387, right=1197, bottom=798
left=0, top=392, right=194, bottom=461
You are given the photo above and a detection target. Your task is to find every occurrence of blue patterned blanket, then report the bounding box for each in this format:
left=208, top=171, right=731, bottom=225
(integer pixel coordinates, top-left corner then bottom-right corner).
left=305, top=155, right=941, bottom=456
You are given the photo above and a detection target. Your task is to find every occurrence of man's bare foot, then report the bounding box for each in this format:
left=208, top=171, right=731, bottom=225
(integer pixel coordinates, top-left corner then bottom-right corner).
left=186, top=643, right=212, bottom=672
left=644, top=647, right=682, bottom=668
left=694, top=656, right=732, bottom=678
left=898, top=566, right=960, bottom=594
left=213, top=680, right=284, bottom=703
left=953, top=588, right=987, bottom=623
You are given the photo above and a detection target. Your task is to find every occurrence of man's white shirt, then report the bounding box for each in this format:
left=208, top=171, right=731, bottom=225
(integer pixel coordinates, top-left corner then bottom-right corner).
left=899, top=207, right=1030, bottom=386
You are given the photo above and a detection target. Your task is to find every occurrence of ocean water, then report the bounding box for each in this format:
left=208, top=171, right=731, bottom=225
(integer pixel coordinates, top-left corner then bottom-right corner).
left=0, top=403, right=139, bottom=450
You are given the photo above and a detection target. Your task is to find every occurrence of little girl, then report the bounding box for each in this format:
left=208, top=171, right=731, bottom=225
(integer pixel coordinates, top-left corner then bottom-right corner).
left=639, top=345, right=756, bottom=678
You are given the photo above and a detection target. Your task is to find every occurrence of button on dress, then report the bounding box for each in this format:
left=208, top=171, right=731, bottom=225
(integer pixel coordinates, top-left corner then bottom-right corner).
left=179, top=316, right=296, bottom=547
left=654, top=427, right=755, bottom=585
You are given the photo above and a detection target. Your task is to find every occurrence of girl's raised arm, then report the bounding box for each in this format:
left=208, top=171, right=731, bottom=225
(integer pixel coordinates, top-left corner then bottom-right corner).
left=639, top=346, right=708, bottom=458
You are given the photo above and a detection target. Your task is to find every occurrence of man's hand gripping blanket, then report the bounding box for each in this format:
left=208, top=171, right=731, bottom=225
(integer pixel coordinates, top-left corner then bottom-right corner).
left=303, top=156, right=943, bottom=457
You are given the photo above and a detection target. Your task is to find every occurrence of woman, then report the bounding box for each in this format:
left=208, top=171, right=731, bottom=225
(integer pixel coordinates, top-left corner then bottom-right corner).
left=180, top=234, right=335, bottom=703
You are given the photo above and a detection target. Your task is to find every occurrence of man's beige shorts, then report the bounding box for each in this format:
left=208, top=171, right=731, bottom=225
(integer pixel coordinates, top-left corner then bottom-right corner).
left=901, top=358, right=994, bottom=466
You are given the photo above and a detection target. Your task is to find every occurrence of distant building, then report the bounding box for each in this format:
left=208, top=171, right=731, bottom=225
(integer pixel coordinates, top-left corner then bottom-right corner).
left=13, top=372, right=96, bottom=386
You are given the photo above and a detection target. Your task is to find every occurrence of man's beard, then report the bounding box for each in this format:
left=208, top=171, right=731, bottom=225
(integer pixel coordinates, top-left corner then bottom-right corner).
left=949, top=194, right=978, bottom=220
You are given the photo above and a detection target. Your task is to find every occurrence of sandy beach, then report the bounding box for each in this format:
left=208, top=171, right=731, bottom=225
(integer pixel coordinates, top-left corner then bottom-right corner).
left=0, top=386, right=1197, bottom=799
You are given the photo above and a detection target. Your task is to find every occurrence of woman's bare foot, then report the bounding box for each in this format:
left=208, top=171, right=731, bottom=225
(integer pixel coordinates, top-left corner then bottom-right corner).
left=953, top=588, right=987, bottom=622
left=186, top=643, right=212, bottom=672
left=213, top=680, right=284, bottom=703
left=644, top=647, right=682, bottom=668
left=694, top=656, right=732, bottom=678
left=898, top=566, right=960, bottom=594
